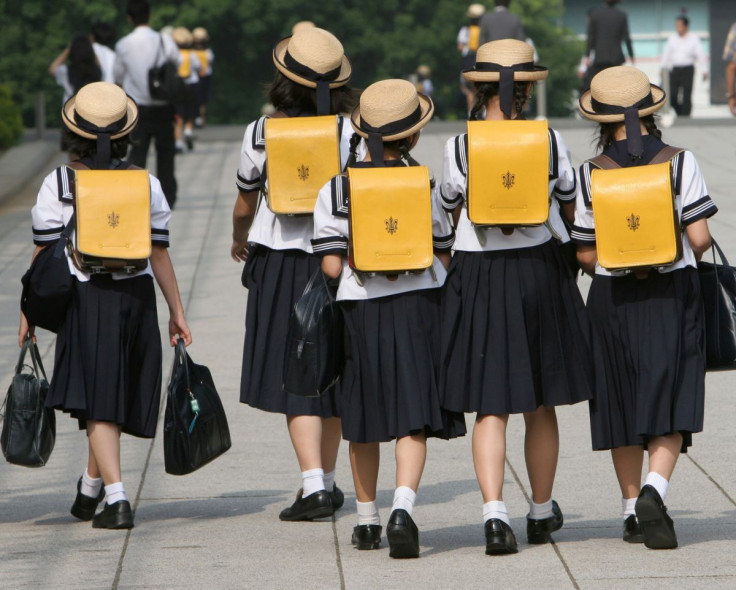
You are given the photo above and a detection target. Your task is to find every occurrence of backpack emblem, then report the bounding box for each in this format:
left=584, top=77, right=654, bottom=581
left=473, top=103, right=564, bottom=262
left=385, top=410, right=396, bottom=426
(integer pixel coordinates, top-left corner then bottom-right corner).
left=297, top=164, right=310, bottom=181
left=385, top=217, right=398, bottom=235
left=108, top=211, right=120, bottom=229
left=502, top=170, right=515, bottom=190
left=626, top=213, right=640, bottom=232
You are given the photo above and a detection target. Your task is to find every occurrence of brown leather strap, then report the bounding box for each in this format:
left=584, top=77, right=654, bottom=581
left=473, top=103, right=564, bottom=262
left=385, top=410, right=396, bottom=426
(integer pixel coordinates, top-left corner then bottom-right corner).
left=649, top=145, right=683, bottom=165
left=589, top=154, right=619, bottom=170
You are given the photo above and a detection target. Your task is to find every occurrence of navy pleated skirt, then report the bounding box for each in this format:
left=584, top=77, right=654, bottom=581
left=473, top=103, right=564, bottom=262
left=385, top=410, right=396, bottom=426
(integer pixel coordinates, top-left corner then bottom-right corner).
left=339, top=288, right=466, bottom=444
left=240, top=245, right=339, bottom=418
left=587, top=267, right=706, bottom=451
left=46, top=274, right=163, bottom=438
left=440, top=240, right=594, bottom=415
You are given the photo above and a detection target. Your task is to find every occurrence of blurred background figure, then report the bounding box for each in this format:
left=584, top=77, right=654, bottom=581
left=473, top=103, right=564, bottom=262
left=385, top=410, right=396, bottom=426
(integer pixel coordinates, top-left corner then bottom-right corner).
left=192, top=27, right=214, bottom=128
left=416, top=64, right=434, bottom=98
left=582, top=0, right=634, bottom=92
left=661, top=14, right=709, bottom=117
left=91, top=22, right=117, bottom=83
left=478, top=0, right=525, bottom=45
left=171, top=26, right=201, bottom=153
left=457, top=3, right=485, bottom=112
left=723, top=20, right=736, bottom=116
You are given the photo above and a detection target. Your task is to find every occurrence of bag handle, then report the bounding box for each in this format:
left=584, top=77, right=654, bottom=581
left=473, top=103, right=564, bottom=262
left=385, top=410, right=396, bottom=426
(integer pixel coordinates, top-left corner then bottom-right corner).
left=173, top=337, right=191, bottom=392
left=16, top=335, right=48, bottom=382
left=709, top=238, right=729, bottom=267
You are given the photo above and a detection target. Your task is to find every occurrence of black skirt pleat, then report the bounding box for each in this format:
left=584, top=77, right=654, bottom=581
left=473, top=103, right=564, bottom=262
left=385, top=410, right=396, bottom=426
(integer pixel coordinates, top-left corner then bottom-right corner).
left=240, top=245, right=339, bottom=417
left=339, top=289, right=466, bottom=444
left=46, top=275, right=163, bottom=438
left=587, top=267, right=706, bottom=451
left=440, top=240, right=593, bottom=415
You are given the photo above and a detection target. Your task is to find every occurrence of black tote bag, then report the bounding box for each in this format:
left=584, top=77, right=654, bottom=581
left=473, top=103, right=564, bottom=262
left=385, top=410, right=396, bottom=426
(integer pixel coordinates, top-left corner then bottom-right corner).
left=283, top=269, right=344, bottom=397
left=163, top=339, right=231, bottom=475
left=697, top=239, right=736, bottom=369
left=1, top=336, right=56, bottom=467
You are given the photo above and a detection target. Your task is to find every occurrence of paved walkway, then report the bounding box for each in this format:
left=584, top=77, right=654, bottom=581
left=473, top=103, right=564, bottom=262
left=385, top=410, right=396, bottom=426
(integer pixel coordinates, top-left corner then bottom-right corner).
left=0, top=121, right=735, bottom=589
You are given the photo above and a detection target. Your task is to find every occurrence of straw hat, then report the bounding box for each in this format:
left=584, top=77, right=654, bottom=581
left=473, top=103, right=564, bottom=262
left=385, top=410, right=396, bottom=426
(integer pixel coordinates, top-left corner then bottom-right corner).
left=463, top=39, right=548, bottom=82
left=62, top=82, right=138, bottom=140
left=273, top=27, right=351, bottom=88
left=467, top=3, right=486, bottom=18
left=291, top=20, right=316, bottom=35
left=192, top=27, right=209, bottom=42
left=172, top=27, right=193, bottom=47
left=351, top=79, right=434, bottom=142
left=579, top=66, right=666, bottom=123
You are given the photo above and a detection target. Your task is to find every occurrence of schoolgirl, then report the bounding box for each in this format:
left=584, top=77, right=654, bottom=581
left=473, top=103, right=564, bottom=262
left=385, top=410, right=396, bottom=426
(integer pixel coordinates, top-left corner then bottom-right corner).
left=439, top=40, right=593, bottom=554
left=312, top=79, right=465, bottom=558
left=232, top=27, right=357, bottom=521
left=19, top=82, right=192, bottom=529
left=171, top=27, right=201, bottom=152
left=571, top=66, right=716, bottom=549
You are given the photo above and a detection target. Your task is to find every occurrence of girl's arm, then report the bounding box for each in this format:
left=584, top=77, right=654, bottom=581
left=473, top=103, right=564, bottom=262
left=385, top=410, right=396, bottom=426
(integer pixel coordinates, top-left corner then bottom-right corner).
left=577, top=245, right=597, bottom=276
left=18, top=246, right=45, bottom=347
left=685, top=218, right=711, bottom=260
left=150, top=245, right=192, bottom=347
left=321, top=254, right=342, bottom=279
left=231, top=190, right=259, bottom=262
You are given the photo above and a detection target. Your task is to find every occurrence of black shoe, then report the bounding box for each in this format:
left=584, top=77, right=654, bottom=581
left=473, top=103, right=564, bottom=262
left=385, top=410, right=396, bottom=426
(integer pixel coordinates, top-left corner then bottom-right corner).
left=635, top=485, right=677, bottom=549
left=386, top=509, right=420, bottom=558
left=351, top=524, right=382, bottom=550
left=92, top=500, right=134, bottom=530
left=330, top=484, right=345, bottom=512
left=70, top=476, right=105, bottom=521
left=623, top=514, right=645, bottom=543
left=185, top=135, right=194, bottom=151
left=484, top=519, right=518, bottom=555
left=527, top=500, right=564, bottom=544
left=279, top=489, right=333, bottom=521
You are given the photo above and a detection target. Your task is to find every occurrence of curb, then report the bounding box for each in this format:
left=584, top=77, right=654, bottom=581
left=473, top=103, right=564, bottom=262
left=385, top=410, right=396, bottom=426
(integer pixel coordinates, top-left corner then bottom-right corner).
left=0, top=140, right=60, bottom=205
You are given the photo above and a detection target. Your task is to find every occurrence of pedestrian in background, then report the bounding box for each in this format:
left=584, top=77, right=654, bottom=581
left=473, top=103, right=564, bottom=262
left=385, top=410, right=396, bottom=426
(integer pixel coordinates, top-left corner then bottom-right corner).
left=457, top=4, right=486, bottom=113
left=192, top=27, right=214, bottom=128
left=583, top=0, right=634, bottom=92
left=115, top=0, right=180, bottom=209
left=171, top=27, right=201, bottom=153
left=478, top=0, right=525, bottom=46
left=91, top=22, right=117, bottom=83
left=723, top=20, right=736, bottom=116
left=661, top=15, right=708, bottom=117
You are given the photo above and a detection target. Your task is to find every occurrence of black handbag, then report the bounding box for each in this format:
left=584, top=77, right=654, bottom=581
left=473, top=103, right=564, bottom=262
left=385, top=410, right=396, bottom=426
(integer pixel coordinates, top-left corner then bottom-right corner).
left=163, top=339, right=231, bottom=475
left=283, top=269, right=344, bottom=396
left=1, top=336, right=56, bottom=467
left=697, top=239, right=736, bottom=369
left=148, top=35, right=187, bottom=103
left=20, top=216, right=75, bottom=333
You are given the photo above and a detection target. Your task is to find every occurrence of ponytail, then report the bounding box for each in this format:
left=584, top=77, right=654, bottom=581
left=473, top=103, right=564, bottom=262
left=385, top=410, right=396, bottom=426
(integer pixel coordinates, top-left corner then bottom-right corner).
left=344, top=132, right=362, bottom=170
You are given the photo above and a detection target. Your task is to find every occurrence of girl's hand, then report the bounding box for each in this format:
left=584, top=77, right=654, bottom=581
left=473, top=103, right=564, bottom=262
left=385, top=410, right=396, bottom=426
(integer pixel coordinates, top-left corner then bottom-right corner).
left=18, top=313, right=35, bottom=348
left=231, top=239, right=249, bottom=262
left=169, top=313, right=192, bottom=347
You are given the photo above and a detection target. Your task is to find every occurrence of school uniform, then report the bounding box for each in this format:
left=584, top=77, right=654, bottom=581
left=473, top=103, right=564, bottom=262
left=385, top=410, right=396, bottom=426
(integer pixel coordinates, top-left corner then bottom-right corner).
left=571, top=135, right=717, bottom=451
left=312, top=161, right=466, bottom=443
left=176, top=49, right=202, bottom=122
left=32, top=162, right=171, bottom=438
left=236, top=114, right=354, bottom=418
left=439, top=128, right=593, bottom=415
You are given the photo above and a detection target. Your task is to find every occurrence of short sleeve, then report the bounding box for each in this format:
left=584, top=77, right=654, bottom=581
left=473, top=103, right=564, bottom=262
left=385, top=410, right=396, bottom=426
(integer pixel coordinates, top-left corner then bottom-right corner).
left=311, top=176, right=349, bottom=256
left=431, top=185, right=455, bottom=253
left=31, top=170, right=66, bottom=246
left=440, top=135, right=466, bottom=211
left=236, top=119, right=265, bottom=192
left=723, top=24, right=736, bottom=62
left=149, top=174, right=171, bottom=247
left=457, top=26, right=469, bottom=46
left=679, top=151, right=717, bottom=225
left=570, top=162, right=596, bottom=245
left=552, top=131, right=577, bottom=203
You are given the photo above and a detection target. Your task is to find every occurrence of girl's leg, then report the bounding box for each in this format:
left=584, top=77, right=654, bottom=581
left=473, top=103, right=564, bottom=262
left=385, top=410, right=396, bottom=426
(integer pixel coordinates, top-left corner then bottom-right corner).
left=87, top=437, right=100, bottom=479
left=611, top=445, right=645, bottom=500
left=320, top=416, right=342, bottom=491
left=523, top=406, right=559, bottom=504
left=350, top=442, right=382, bottom=550
left=647, top=433, right=683, bottom=484
left=87, top=421, right=122, bottom=486
left=286, top=415, right=326, bottom=496
left=395, top=433, right=427, bottom=493
left=473, top=414, right=509, bottom=503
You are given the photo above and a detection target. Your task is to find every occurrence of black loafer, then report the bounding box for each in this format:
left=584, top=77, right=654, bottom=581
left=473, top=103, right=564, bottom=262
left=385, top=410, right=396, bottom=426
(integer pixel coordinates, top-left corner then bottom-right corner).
left=527, top=500, right=564, bottom=544
left=330, top=484, right=345, bottom=512
left=635, top=485, right=677, bottom=549
left=623, top=514, right=645, bottom=543
left=351, top=524, right=382, bottom=550
left=92, top=500, right=134, bottom=530
left=485, top=519, right=518, bottom=555
left=70, top=476, right=105, bottom=521
left=386, top=509, right=420, bottom=558
left=279, top=489, right=333, bottom=521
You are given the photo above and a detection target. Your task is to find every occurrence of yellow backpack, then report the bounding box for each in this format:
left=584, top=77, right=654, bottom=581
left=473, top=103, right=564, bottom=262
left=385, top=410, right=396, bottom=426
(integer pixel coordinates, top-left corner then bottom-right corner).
left=468, top=25, right=481, bottom=52
left=466, top=119, right=551, bottom=227
left=589, top=146, right=684, bottom=272
left=178, top=50, right=191, bottom=78
left=347, top=166, right=434, bottom=274
left=193, top=49, right=209, bottom=73
left=264, top=115, right=341, bottom=215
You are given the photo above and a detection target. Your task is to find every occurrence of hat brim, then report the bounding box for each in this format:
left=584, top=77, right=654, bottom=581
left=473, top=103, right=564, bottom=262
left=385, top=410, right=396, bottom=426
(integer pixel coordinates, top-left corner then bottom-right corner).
left=350, top=93, right=434, bottom=142
left=578, top=84, right=666, bottom=122
left=61, top=94, right=139, bottom=140
left=272, top=36, right=352, bottom=89
left=462, top=65, right=548, bottom=83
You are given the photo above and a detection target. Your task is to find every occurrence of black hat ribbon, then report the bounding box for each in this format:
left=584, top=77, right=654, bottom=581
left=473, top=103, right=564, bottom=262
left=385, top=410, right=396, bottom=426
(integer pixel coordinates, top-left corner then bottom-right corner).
left=284, top=50, right=342, bottom=116
left=590, top=93, right=655, bottom=159
left=74, top=111, right=128, bottom=169
left=359, top=105, right=423, bottom=167
left=471, top=61, right=538, bottom=119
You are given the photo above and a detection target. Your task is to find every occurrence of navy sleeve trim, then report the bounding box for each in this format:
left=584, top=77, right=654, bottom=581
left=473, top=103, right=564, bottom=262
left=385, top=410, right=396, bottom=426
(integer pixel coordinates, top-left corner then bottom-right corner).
left=548, top=129, right=559, bottom=180
left=251, top=116, right=267, bottom=150
left=553, top=170, right=577, bottom=202
left=433, top=230, right=455, bottom=253
left=56, top=166, right=73, bottom=203
left=151, top=228, right=170, bottom=247
left=569, top=225, right=596, bottom=244
left=311, top=236, right=348, bottom=256
left=672, top=151, right=685, bottom=196
left=32, top=225, right=65, bottom=246
left=454, top=134, right=468, bottom=177
left=440, top=187, right=462, bottom=211
left=682, top=195, right=718, bottom=225
left=579, top=162, right=593, bottom=207
left=236, top=170, right=261, bottom=192
left=331, top=175, right=349, bottom=218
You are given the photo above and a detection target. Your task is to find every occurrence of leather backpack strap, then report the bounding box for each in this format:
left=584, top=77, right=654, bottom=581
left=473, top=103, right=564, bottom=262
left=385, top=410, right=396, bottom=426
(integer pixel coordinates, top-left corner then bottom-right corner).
left=589, top=154, right=620, bottom=170
left=649, top=145, right=684, bottom=165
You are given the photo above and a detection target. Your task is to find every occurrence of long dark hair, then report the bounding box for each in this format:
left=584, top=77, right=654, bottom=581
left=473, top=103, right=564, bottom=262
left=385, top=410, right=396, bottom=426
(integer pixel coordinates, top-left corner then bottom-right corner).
left=596, top=115, right=662, bottom=151
left=469, top=81, right=530, bottom=121
left=267, top=71, right=358, bottom=116
left=62, top=128, right=131, bottom=161
left=68, top=36, right=101, bottom=93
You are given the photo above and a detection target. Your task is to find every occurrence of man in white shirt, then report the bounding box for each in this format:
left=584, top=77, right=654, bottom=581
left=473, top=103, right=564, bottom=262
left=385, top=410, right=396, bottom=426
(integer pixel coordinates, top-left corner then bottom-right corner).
left=661, top=15, right=709, bottom=117
left=114, top=0, right=180, bottom=208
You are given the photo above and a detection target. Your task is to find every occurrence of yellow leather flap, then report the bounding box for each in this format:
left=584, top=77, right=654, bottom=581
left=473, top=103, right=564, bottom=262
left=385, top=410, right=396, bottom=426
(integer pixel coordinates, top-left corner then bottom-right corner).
left=265, top=115, right=341, bottom=214
left=74, top=169, right=152, bottom=260
left=591, top=161, right=680, bottom=270
left=178, top=51, right=191, bottom=78
left=467, top=119, right=549, bottom=226
left=348, top=166, right=434, bottom=273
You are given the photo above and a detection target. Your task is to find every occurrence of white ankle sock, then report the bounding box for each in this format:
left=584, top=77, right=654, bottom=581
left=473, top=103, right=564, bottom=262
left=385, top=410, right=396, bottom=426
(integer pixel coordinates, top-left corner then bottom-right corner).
left=644, top=471, right=670, bottom=502
left=356, top=500, right=380, bottom=526
left=301, top=468, right=325, bottom=497
left=391, top=486, right=417, bottom=516
left=104, top=482, right=127, bottom=505
left=323, top=469, right=336, bottom=492
left=482, top=500, right=510, bottom=526
left=529, top=498, right=554, bottom=520
left=81, top=469, right=103, bottom=498
left=621, top=497, right=637, bottom=519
